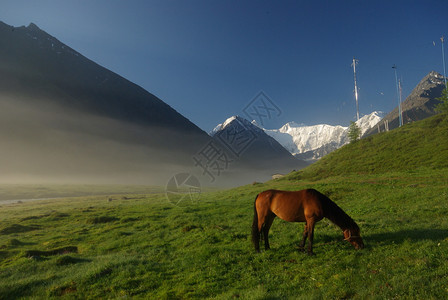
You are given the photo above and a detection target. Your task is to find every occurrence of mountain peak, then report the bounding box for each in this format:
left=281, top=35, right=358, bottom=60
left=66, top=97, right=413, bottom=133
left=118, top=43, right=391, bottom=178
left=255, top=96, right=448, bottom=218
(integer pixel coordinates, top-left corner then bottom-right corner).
left=27, top=22, right=41, bottom=31
left=426, top=70, right=444, bottom=79
left=210, top=115, right=263, bottom=136
left=279, top=121, right=305, bottom=132
left=222, top=115, right=242, bottom=128
left=356, top=111, right=383, bottom=134
left=421, top=71, right=446, bottom=86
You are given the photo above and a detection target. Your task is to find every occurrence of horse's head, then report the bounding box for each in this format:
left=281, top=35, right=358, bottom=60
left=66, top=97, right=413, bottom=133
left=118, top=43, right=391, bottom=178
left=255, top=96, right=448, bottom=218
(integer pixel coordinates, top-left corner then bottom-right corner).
left=343, top=229, right=364, bottom=250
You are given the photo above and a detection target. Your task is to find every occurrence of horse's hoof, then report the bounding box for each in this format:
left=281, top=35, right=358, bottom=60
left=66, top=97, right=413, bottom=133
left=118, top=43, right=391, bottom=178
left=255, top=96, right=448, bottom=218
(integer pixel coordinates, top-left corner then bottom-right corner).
left=307, top=252, right=315, bottom=256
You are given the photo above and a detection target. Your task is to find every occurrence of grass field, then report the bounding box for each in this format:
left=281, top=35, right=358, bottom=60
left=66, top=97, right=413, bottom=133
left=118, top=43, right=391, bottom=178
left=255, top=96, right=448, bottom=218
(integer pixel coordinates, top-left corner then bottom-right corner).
left=0, top=184, right=165, bottom=202
left=1, top=114, right=447, bottom=299
left=1, top=169, right=447, bottom=299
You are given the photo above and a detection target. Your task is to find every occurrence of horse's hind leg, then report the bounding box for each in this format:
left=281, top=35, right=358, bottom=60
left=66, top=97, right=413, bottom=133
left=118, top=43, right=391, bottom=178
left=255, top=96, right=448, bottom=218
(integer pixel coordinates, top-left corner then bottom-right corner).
left=306, top=218, right=316, bottom=255
left=298, top=223, right=308, bottom=252
left=262, top=213, right=276, bottom=250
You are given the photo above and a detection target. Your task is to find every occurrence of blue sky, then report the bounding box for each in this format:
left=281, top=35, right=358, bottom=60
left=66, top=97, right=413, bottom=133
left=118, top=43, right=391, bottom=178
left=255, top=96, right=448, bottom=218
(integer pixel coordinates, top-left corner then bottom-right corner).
left=1, top=0, right=447, bottom=131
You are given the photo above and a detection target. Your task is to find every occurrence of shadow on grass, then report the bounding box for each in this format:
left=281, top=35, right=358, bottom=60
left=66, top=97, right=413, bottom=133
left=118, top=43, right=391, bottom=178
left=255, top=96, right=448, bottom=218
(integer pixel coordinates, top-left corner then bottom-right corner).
left=24, top=246, right=78, bottom=258
left=55, top=255, right=91, bottom=266
left=366, top=229, right=447, bottom=245
left=0, top=279, right=49, bottom=299
left=305, top=229, right=447, bottom=251
left=1, top=238, right=36, bottom=249
left=0, top=224, right=41, bottom=235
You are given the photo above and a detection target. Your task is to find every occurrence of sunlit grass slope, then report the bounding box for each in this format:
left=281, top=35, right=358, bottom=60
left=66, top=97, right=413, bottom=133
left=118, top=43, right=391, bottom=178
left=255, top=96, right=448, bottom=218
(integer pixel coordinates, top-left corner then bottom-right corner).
left=287, top=112, right=448, bottom=181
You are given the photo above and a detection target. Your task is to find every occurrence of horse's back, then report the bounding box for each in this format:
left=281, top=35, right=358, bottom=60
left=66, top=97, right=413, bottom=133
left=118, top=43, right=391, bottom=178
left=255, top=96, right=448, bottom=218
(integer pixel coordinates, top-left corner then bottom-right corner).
left=256, top=189, right=324, bottom=223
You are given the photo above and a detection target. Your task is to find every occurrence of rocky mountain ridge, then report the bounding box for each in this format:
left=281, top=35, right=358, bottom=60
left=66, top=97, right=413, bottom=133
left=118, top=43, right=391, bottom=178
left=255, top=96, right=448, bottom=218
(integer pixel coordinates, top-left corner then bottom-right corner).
left=364, top=71, right=446, bottom=136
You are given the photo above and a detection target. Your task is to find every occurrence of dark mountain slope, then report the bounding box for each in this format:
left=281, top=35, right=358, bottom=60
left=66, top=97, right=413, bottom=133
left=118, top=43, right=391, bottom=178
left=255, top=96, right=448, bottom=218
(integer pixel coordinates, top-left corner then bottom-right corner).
left=0, top=22, right=202, bottom=131
left=0, top=21, right=211, bottom=184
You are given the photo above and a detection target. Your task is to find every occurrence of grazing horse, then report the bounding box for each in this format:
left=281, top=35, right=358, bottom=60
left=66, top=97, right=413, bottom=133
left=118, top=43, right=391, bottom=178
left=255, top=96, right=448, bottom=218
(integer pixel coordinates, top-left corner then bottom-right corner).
left=252, top=189, right=364, bottom=255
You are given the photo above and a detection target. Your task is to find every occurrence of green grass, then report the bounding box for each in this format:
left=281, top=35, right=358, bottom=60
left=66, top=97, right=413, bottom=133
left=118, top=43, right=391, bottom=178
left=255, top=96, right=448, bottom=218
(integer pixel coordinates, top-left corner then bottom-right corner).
left=0, top=184, right=164, bottom=201
left=1, top=113, right=448, bottom=299
left=1, top=170, right=447, bottom=299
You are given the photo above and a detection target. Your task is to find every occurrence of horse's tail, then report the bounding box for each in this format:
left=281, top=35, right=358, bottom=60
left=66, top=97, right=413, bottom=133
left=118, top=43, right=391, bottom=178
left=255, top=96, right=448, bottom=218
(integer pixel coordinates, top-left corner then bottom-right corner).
left=251, top=194, right=261, bottom=252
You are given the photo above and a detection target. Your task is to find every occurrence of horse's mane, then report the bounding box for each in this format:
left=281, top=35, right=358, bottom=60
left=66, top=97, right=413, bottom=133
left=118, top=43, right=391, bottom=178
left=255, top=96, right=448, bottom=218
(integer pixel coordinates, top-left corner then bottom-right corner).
left=312, top=189, right=359, bottom=231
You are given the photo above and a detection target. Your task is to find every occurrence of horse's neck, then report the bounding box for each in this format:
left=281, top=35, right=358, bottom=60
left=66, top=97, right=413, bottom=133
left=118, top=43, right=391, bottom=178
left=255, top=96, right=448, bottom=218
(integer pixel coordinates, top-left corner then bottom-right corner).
left=323, top=201, right=355, bottom=231
left=325, top=213, right=348, bottom=231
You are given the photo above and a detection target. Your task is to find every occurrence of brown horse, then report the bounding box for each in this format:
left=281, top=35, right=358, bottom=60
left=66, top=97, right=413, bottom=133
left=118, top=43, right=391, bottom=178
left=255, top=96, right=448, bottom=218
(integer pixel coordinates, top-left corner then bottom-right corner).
left=252, top=189, right=364, bottom=255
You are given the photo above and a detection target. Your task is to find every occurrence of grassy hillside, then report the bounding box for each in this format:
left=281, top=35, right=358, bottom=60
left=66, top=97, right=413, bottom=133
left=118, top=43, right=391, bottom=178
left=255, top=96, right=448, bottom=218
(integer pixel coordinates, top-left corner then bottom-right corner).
left=287, top=112, right=448, bottom=181
left=0, top=114, right=447, bottom=299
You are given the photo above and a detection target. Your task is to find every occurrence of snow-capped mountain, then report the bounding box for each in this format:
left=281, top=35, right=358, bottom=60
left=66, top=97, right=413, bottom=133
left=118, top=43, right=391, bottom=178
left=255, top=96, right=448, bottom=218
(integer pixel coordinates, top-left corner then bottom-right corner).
left=265, top=123, right=347, bottom=154
left=211, top=116, right=265, bottom=136
left=357, top=111, right=384, bottom=134
left=264, top=112, right=383, bottom=161
left=210, top=115, right=308, bottom=175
